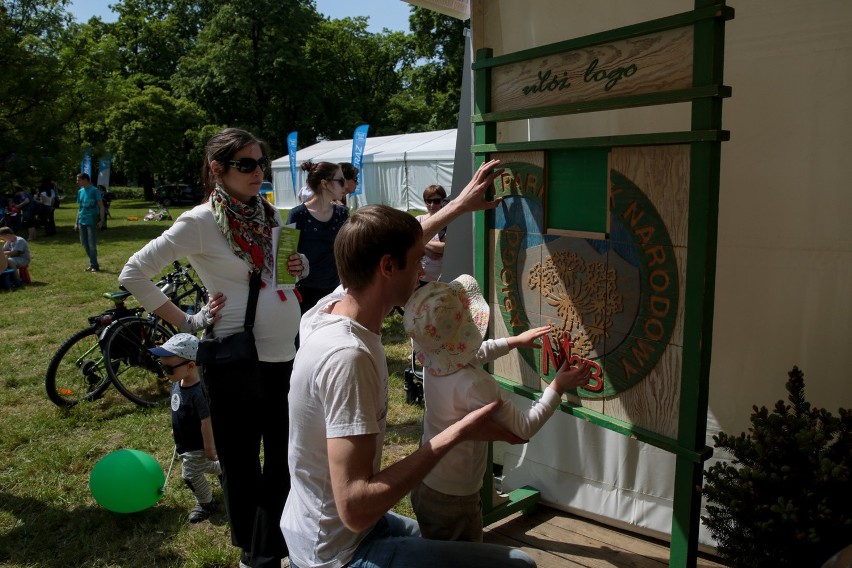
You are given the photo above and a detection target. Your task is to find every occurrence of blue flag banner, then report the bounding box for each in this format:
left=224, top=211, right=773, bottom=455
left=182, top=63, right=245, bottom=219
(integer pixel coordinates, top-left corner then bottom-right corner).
left=287, top=131, right=298, bottom=198
left=351, top=124, right=369, bottom=196
left=97, top=154, right=112, bottom=189
left=80, top=148, right=92, bottom=178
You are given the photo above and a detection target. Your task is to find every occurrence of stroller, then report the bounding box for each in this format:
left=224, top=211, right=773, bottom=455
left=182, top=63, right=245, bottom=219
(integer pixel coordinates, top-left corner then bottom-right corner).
left=143, top=205, right=172, bottom=221
left=403, top=347, right=424, bottom=405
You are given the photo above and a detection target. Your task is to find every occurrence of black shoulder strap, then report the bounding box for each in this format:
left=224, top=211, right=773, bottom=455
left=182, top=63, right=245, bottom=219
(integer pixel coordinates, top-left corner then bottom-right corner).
left=244, top=269, right=262, bottom=331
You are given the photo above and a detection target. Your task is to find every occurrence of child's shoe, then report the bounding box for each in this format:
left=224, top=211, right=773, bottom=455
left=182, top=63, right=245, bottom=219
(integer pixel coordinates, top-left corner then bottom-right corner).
left=188, top=500, right=216, bottom=523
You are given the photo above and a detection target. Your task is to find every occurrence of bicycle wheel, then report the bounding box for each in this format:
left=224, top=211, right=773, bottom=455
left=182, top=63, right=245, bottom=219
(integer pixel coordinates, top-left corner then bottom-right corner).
left=45, top=327, right=112, bottom=407
left=102, top=317, right=174, bottom=407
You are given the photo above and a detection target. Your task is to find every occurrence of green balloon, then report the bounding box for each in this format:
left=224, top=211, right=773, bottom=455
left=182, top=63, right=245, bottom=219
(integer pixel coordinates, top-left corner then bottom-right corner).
left=89, top=449, right=165, bottom=513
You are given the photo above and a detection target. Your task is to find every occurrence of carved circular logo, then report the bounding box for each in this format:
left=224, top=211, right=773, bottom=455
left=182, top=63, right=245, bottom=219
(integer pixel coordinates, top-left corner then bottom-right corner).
left=494, top=167, right=679, bottom=398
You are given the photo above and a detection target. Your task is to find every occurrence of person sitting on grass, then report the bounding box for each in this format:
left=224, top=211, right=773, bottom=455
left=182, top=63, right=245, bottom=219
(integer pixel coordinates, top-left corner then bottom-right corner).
left=403, top=274, right=594, bottom=543
left=1, top=226, right=31, bottom=272
left=149, top=333, right=222, bottom=524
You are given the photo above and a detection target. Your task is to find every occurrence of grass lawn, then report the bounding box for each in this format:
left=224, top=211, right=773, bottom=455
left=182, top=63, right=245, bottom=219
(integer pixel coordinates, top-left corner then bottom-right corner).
left=0, top=197, right=422, bottom=567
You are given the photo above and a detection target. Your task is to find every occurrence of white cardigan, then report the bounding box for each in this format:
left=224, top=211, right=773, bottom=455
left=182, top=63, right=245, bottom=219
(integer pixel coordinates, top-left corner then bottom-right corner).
left=119, top=203, right=302, bottom=362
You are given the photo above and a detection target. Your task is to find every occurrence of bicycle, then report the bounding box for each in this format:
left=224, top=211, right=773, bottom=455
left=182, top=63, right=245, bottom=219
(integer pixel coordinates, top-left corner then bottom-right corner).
left=45, top=261, right=207, bottom=408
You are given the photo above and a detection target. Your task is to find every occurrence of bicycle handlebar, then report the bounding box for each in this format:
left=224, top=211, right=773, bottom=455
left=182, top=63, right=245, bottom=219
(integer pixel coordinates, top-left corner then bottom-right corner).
left=112, top=261, right=203, bottom=305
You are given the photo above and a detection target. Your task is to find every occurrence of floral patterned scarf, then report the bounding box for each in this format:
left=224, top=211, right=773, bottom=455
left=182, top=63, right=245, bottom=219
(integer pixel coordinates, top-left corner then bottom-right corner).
left=210, top=184, right=278, bottom=274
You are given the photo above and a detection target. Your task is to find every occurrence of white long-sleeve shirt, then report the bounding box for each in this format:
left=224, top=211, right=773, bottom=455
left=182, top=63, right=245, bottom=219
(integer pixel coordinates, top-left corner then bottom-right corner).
left=119, top=203, right=302, bottom=362
left=421, top=338, right=563, bottom=496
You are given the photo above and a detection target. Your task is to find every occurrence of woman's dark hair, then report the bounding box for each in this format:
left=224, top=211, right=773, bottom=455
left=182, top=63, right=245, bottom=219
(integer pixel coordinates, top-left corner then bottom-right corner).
left=300, top=161, right=341, bottom=192
left=201, top=128, right=269, bottom=199
left=339, top=162, right=359, bottom=181
left=423, top=184, right=446, bottom=201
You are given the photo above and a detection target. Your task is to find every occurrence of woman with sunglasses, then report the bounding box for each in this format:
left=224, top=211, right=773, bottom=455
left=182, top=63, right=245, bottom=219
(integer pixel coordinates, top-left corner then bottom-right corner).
left=417, top=184, right=448, bottom=285
left=285, top=160, right=349, bottom=315
left=337, top=162, right=359, bottom=207
left=120, top=128, right=306, bottom=568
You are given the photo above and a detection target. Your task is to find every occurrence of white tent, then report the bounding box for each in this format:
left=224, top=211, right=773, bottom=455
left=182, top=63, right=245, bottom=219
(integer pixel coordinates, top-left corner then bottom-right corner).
left=270, top=129, right=457, bottom=211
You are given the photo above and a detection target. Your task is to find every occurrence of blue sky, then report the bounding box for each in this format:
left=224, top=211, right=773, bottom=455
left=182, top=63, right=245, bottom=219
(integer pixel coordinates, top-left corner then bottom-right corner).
left=67, top=0, right=413, bottom=32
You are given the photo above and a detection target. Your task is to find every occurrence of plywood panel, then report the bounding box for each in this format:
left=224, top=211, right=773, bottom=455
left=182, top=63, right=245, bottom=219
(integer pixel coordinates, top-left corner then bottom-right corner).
left=484, top=507, right=729, bottom=568
left=603, top=344, right=682, bottom=439
left=491, top=27, right=694, bottom=114
left=489, top=306, right=543, bottom=390
left=492, top=151, right=547, bottom=234
left=610, top=145, right=690, bottom=247
left=487, top=145, right=689, bottom=432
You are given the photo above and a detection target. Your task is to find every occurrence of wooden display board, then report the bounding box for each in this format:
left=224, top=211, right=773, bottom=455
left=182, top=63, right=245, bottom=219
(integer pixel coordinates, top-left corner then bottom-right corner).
left=489, top=145, right=687, bottom=433
left=471, top=2, right=732, bottom=566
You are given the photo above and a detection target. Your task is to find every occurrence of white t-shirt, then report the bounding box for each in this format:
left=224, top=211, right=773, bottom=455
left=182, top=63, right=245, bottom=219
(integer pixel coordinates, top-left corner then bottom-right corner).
left=3, top=236, right=30, bottom=265
left=421, top=338, right=563, bottom=496
left=282, top=289, right=388, bottom=568
left=38, top=189, right=54, bottom=207
left=119, top=202, right=302, bottom=362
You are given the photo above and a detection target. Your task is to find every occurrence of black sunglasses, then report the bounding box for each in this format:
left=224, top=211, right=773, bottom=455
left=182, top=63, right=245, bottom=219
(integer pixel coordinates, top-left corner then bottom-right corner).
left=330, top=178, right=346, bottom=186
left=425, top=198, right=444, bottom=205
left=158, top=359, right=191, bottom=375
left=227, top=156, right=269, bottom=174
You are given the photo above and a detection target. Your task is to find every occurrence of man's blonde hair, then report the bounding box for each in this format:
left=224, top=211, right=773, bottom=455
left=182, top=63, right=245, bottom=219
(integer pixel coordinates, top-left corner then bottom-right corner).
left=334, top=205, right=422, bottom=292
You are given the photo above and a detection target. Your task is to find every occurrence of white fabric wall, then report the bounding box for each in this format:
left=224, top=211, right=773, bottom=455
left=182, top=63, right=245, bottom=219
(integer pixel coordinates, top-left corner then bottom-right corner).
left=270, top=130, right=457, bottom=211
left=478, top=0, right=852, bottom=548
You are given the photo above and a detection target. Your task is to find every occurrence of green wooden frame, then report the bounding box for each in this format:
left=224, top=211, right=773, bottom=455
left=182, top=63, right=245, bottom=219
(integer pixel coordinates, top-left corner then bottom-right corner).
left=472, top=3, right=732, bottom=566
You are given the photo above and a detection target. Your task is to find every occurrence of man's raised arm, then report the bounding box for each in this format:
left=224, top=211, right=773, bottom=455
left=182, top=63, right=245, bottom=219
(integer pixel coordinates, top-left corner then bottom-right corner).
left=420, top=159, right=504, bottom=245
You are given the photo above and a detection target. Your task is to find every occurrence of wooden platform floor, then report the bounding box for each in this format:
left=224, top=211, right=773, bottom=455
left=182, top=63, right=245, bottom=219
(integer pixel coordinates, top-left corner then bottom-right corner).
left=483, top=506, right=728, bottom=568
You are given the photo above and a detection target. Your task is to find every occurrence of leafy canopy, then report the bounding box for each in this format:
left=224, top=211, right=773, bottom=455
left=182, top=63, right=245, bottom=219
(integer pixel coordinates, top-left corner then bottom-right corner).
left=2, top=0, right=466, bottom=191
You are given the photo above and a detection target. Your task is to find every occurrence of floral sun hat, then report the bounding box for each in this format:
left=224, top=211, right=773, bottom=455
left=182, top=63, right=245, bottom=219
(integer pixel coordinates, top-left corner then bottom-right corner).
left=403, top=274, right=490, bottom=376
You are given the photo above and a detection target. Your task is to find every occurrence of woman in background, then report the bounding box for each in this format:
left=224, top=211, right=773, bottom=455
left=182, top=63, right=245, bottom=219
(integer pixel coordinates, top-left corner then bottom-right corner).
left=338, top=162, right=359, bottom=207
left=286, top=161, right=349, bottom=314
left=416, top=184, right=447, bottom=285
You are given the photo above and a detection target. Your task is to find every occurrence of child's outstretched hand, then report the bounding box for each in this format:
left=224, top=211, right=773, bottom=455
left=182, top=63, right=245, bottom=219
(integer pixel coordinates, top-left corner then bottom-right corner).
left=553, top=359, right=594, bottom=394
left=508, top=326, right=552, bottom=350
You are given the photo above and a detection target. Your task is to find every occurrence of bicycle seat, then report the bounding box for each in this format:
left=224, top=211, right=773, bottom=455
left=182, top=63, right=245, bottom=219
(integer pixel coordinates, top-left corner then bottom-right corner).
left=103, top=290, right=133, bottom=302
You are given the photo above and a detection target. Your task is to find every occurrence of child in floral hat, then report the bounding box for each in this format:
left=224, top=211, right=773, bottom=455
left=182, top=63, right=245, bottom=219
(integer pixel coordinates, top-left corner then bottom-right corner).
left=403, top=274, right=594, bottom=542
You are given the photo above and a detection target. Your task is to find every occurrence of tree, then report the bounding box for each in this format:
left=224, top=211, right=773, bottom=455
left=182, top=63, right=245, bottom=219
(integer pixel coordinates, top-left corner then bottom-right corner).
left=400, top=7, right=468, bottom=131
left=303, top=17, right=414, bottom=139
left=172, top=0, right=321, bottom=155
left=109, top=0, right=206, bottom=90
left=57, top=18, right=129, bottom=183
left=0, top=0, right=76, bottom=187
left=2, top=0, right=471, bottom=192
left=703, top=367, right=852, bottom=566
left=103, top=85, right=208, bottom=198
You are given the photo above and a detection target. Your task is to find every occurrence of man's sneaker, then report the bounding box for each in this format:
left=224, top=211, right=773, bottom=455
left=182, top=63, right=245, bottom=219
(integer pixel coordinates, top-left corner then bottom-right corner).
left=188, top=500, right=216, bottom=523
left=239, top=550, right=252, bottom=568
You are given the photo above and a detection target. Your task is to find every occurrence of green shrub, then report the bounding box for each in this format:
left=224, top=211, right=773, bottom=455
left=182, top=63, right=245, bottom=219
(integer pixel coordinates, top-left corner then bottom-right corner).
left=108, top=186, right=146, bottom=200
left=702, top=366, right=852, bottom=566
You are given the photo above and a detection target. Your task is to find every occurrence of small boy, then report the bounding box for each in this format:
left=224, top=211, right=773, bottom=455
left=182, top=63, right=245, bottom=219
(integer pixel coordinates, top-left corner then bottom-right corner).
left=1, top=227, right=31, bottom=269
left=403, top=274, right=594, bottom=542
left=149, top=333, right=222, bottom=523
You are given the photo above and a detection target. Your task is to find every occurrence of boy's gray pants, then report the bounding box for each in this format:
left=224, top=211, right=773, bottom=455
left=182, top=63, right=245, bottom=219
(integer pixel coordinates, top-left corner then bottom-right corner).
left=180, top=450, right=222, bottom=504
